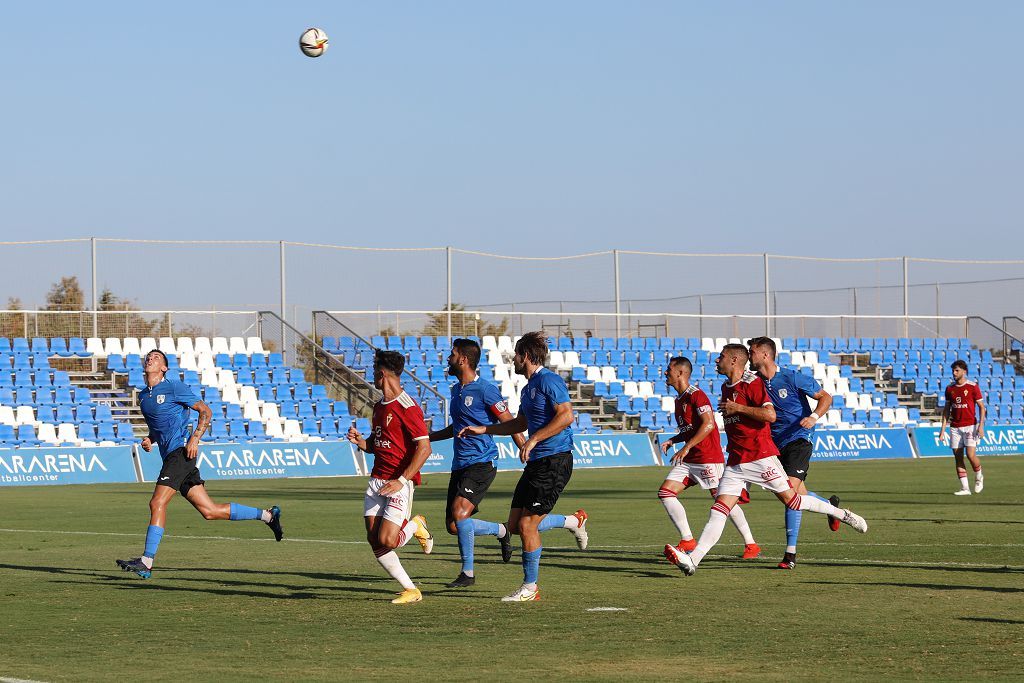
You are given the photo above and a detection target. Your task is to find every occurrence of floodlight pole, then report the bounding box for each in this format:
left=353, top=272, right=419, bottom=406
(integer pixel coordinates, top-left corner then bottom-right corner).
left=613, top=249, right=621, bottom=338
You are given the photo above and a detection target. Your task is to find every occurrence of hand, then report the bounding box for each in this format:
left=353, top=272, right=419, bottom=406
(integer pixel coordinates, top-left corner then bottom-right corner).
left=939, top=429, right=948, bottom=444
left=799, top=415, right=818, bottom=429
left=141, top=437, right=153, bottom=452
left=976, top=426, right=984, bottom=440
left=721, top=398, right=742, bottom=417
left=347, top=427, right=366, bottom=450
left=378, top=479, right=403, bottom=497
left=671, top=446, right=691, bottom=466
left=519, top=438, right=537, bottom=463
left=660, top=440, right=673, bottom=455
left=186, top=436, right=199, bottom=460
left=458, top=425, right=488, bottom=439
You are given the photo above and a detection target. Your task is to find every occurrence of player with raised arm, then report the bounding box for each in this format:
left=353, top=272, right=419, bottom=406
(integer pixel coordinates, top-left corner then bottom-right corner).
left=347, top=349, right=434, bottom=604
left=748, top=336, right=841, bottom=570
left=459, top=331, right=587, bottom=602
left=429, top=338, right=525, bottom=588
left=939, top=359, right=986, bottom=495
left=664, top=344, right=867, bottom=577
left=658, top=356, right=760, bottom=559
left=116, top=350, right=282, bottom=579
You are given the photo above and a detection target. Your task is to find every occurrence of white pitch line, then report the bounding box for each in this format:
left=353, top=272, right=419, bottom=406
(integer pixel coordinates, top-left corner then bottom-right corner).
left=1, top=677, right=49, bottom=683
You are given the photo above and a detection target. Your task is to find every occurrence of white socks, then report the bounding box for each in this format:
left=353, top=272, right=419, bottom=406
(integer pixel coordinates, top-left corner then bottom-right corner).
left=260, top=509, right=273, bottom=523
left=660, top=496, right=693, bottom=539
left=728, top=505, right=755, bottom=545
left=375, top=550, right=415, bottom=590
left=396, top=519, right=421, bottom=548
left=690, top=503, right=731, bottom=565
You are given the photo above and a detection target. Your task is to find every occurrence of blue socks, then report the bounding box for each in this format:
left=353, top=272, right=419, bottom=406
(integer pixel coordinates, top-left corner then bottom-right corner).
left=455, top=518, right=475, bottom=574
left=522, top=548, right=542, bottom=584
left=785, top=491, right=829, bottom=551
left=229, top=503, right=262, bottom=521
left=472, top=519, right=501, bottom=536
left=537, top=514, right=565, bottom=532
left=143, top=525, right=164, bottom=559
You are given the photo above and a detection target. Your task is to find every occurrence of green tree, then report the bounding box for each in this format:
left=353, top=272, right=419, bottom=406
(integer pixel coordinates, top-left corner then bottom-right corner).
left=419, top=304, right=509, bottom=338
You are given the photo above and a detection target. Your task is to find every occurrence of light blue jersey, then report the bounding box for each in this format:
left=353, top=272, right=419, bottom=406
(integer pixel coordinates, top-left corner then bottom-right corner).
left=450, top=377, right=508, bottom=470
left=519, top=367, right=573, bottom=458
left=138, top=378, right=201, bottom=458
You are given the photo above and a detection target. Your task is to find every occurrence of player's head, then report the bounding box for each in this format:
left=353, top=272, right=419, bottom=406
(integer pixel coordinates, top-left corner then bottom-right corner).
left=513, top=331, right=548, bottom=376
left=143, top=349, right=168, bottom=376
left=448, top=338, right=482, bottom=376
left=951, top=359, right=968, bottom=381
left=715, top=343, right=749, bottom=376
left=666, top=356, right=692, bottom=391
left=746, top=336, right=776, bottom=371
left=373, top=349, right=406, bottom=389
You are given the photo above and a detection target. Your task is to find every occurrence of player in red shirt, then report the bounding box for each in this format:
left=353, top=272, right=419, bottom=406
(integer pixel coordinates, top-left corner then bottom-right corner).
left=939, top=359, right=987, bottom=495
left=665, top=344, right=867, bottom=576
left=348, top=350, right=434, bottom=604
left=657, top=356, right=760, bottom=559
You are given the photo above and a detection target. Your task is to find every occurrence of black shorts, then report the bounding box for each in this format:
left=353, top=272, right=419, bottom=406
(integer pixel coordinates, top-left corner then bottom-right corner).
left=510, top=452, right=573, bottom=516
left=156, top=447, right=205, bottom=497
left=778, top=438, right=813, bottom=481
left=447, top=461, right=498, bottom=512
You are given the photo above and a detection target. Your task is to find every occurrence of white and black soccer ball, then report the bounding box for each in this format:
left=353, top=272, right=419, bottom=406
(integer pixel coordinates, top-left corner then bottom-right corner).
left=299, top=28, right=329, bottom=58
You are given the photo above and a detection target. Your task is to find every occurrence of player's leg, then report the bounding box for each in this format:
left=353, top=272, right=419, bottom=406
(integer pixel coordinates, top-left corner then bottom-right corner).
left=183, top=482, right=280, bottom=535
left=659, top=465, right=694, bottom=550
left=709, top=486, right=759, bottom=558
left=116, top=484, right=177, bottom=577
left=966, top=439, right=983, bottom=493
left=952, top=441, right=971, bottom=495
left=533, top=455, right=587, bottom=549
left=775, top=483, right=867, bottom=532
left=446, top=464, right=507, bottom=585
left=364, top=480, right=421, bottom=603
left=777, top=440, right=833, bottom=568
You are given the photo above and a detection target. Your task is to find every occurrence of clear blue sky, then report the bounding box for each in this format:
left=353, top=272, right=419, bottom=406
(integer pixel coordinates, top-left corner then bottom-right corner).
left=1, top=2, right=1022, bottom=317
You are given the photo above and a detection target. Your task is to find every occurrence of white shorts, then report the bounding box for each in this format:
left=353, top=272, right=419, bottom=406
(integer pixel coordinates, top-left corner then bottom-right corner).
left=665, top=462, right=725, bottom=490
left=716, top=457, right=792, bottom=498
left=949, top=426, right=979, bottom=449
left=364, top=477, right=415, bottom=526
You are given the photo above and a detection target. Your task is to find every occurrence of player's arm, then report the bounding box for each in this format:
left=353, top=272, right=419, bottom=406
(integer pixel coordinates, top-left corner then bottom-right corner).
left=397, top=437, right=432, bottom=485
left=976, top=395, right=986, bottom=438
left=939, top=400, right=951, bottom=440
left=428, top=424, right=455, bottom=442
left=520, top=401, right=574, bottom=462
left=660, top=430, right=686, bottom=455
left=347, top=426, right=372, bottom=453
left=186, top=400, right=212, bottom=459
left=379, top=412, right=431, bottom=495
left=460, top=413, right=527, bottom=438
left=800, top=388, right=832, bottom=429
left=495, top=409, right=528, bottom=448
left=669, top=410, right=716, bottom=464
left=722, top=399, right=776, bottom=423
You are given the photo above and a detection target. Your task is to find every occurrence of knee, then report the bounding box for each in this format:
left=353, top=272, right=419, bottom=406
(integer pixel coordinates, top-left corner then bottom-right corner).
left=446, top=520, right=458, bottom=536
left=200, top=508, right=218, bottom=521
left=657, top=485, right=677, bottom=501
left=149, top=499, right=166, bottom=515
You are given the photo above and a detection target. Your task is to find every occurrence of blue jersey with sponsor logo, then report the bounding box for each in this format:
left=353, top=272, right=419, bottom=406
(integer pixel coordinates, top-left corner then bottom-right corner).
left=760, top=367, right=822, bottom=449
left=520, top=367, right=573, bottom=459
left=450, top=377, right=508, bottom=470
left=138, top=378, right=201, bottom=459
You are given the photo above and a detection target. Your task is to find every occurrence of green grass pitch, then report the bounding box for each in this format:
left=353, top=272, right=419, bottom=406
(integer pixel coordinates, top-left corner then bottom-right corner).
left=1, top=457, right=1022, bottom=681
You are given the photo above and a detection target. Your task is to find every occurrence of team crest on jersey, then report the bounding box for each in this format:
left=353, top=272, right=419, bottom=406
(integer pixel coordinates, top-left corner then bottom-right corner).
left=464, top=396, right=474, bottom=407
left=531, top=388, right=537, bottom=399
left=778, top=388, right=788, bottom=399
left=386, top=413, right=393, bottom=426
left=495, top=400, right=508, bottom=413
left=156, top=395, right=165, bottom=404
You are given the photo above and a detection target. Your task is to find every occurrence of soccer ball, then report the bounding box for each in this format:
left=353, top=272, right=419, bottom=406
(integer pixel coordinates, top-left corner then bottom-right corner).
left=299, top=28, right=329, bottom=58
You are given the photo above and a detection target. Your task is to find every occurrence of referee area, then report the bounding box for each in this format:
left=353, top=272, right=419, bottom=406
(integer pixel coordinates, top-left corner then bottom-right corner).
left=2, top=457, right=1022, bottom=681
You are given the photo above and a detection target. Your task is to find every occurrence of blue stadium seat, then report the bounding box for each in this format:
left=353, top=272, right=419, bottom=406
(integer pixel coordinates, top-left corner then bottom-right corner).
left=225, top=404, right=244, bottom=421
left=387, top=335, right=402, bottom=349
left=15, top=387, right=34, bottom=406
left=127, top=369, right=145, bottom=389
left=355, top=417, right=372, bottom=434
left=268, top=353, right=284, bottom=367
left=321, top=336, right=338, bottom=352
left=247, top=420, right=267, bottom=440
left=31, top=337, right=48, bottom=354
left=311, top=385, right=328, bottom=401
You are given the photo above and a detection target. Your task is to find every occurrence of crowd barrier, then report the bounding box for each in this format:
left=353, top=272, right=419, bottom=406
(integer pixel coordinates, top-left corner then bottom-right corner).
left=2, top=425, right=1022, bottom=486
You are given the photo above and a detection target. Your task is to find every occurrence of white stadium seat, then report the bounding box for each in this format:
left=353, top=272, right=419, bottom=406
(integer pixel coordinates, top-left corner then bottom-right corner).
left=104, top=338, right=124, bottom=357
left=282, top=419, right=303, bottom=440
left=486, top=349, right=503, bottom=366
left=835, top=378, right=851, bottom=395
left=585, top=367, right=602, bottom=383
left=217, top=368, right=237, bottom=390
left=500, top=380, right=516, bottom=399
left=623, top=381, right=639, bottom=397
left=804, top=351, right=819, bottom=365
left=637, top=382, right=655, bottom=399
left=176, top=337, right=196, bottom=356
left=211, top=337, right=230, bottom=356
left=140, top=338, right=158, bottom=355
left=221, top=385, right=240, bottom=404
left=193, top=337, right=212, bottom=355
left=200, top=369, right=219, bottom=386
left=57, top=423, right=79, bottom=445
left=86, top=337, right=106, bottom=358
left=493, top=364, right=511, bottom=383
left=245, top=337, right=265, bottom=355
left=790, top=351, right=805, bottom=366
left=482, top=336, right=499, bottom=352
left=812, top=364, right=827, bottom=380
left=600, top=367, right=617, bottom=383
left=195, top=352, right=215, bottom=372
left=243, top=402, right=263, bottom=421
left=261, top=403, right=280, bottom=422
left=178, top=352, right=198, bottom=371
left=826, top=365, right=840, bottom=380
left=771, top=337, right=784, bottom=351
left=728, top=337, right=741, bottom=346
left=857, top=394, right=873, bottom=411
left=506, top=394, right=521, bottom=415
left=238, top=385, right=258, bottom=405
left=701, top=338, right=716, bottom=352
left=265, top=419, right=284, bottom=439
left=548, top=351, right=565, bottom=369
left=512, top=375, right=528, bottom=394
left=714, top=338, right=728, bottom=352
left=661, top=396, right=675, bottom=412
left=497, top=336, right=515, bottom=355
left=37, top=423, right=59, bottom=445
left=894, top=407, right=910, bottom=424
left=228, top=337, right=247, bottom=356
left=15, top=406, right=36, bottom=426
left=0, top=406, right=15, bottom=425
left=881, top=408, right=896, bottom=424
left=159, top=337, right=177, bottom=356
left=822, top=378, right=837, bottom=395
left=564, top=351, right=581, bottom=369
left=121, top=338, right=142, bottom=356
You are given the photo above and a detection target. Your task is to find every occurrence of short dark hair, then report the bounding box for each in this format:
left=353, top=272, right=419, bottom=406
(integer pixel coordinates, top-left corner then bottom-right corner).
left=951, top=359, right=968, bottom=372
left=747, top=336, right=777, bottom=359
left=452, top=338, right=482, bottom=369
left=145, top=349, right=168, bottom=366
left=722, top=343, right=750, bottom=361
left=668, top=356, right=692, bottom=373
left=374, top=349, right=406, bottom=376
left=515, top=331, right=549, bottom=365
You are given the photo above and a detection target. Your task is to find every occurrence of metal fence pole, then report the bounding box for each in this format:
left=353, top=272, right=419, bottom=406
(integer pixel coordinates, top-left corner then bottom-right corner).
left=763, top=253, right=770, bottom=336
left=280, top=241, right=287, bottom=363
left=613, top=249, right=621, bottom=338
left=446, top=246, right=452, bottom=339
left=91, top=237, right=98, bottom=338
left=903, top=256, right=909, bottom=337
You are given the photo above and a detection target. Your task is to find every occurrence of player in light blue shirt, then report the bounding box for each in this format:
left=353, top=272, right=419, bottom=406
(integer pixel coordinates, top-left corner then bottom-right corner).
left=459, top=331, right=589, bottom=602
left=116, top=349, right=283, bottom=579
left=429, top=338, right=526, bottom=588
left=748, top=337, right=840, bottom=570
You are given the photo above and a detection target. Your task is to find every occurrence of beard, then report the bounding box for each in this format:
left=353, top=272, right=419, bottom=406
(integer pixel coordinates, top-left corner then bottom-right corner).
left=447, top=361, right=459, bottom=376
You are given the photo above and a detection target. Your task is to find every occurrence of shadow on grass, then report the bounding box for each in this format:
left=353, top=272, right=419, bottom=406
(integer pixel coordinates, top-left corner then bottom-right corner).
left=957, top=616, right=1024, bottom=625
left=872, top=517, right=1024, bottom=525
left=800, top=579, right=1023, bottom=593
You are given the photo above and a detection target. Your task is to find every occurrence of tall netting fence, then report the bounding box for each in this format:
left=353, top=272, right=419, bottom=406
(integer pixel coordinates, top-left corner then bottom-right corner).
left=0, top=310, right=259, bottom=342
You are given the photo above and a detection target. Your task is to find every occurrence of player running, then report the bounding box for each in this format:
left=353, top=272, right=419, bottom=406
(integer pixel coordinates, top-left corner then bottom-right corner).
left=459, top=331, right=588, bottom=602
left=429, top=338, right=525, bottom=588
left=747, top=336, right=841, bottom=570
left=939, top=359, right=986, bottom=496
left=347, top=349, right=434, bottom=604
left=658, top=356, right=760, bottom=559
left=116, top=350, right=282, bottom=579
left=664, top=344, right=867, bottom=577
